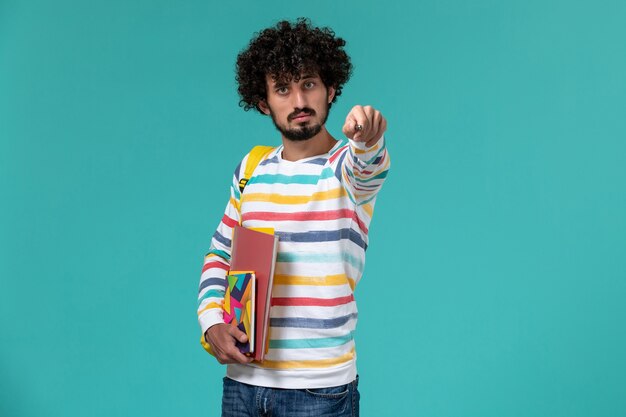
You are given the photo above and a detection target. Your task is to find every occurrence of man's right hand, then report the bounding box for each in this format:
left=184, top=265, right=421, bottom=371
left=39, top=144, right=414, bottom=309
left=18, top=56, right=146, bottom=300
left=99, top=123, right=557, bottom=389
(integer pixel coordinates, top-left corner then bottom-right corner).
left=205, top=323, right=254, bottom=365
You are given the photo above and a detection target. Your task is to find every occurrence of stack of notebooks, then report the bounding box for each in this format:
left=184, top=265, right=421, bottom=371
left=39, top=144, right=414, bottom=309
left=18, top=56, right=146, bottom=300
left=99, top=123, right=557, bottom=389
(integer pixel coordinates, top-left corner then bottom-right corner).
left=221, top=225, right=279, bottom=362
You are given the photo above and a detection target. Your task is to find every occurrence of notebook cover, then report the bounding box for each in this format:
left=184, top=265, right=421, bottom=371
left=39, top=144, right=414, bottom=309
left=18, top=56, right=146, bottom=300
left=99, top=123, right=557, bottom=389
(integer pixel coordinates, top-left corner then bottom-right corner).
left=230, top=225, right=279, bottom=362
left=222, top=271, right=255, bottom=355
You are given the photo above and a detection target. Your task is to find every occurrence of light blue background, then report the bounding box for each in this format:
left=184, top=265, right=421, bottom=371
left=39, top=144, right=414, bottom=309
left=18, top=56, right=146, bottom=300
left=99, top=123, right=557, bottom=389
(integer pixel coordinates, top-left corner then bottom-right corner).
left=1, top=1, right=625, bottom=416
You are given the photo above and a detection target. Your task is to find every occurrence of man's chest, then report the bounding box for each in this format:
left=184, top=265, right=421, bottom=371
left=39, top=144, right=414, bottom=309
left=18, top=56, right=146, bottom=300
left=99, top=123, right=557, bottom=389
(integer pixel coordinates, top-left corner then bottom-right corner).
left=239, top=163, right=353, bottom=228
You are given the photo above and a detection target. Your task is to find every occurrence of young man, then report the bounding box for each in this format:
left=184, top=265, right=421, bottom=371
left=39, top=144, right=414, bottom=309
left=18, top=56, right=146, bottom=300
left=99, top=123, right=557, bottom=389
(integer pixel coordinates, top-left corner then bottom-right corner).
left=197, top=18, right=390, bottom=416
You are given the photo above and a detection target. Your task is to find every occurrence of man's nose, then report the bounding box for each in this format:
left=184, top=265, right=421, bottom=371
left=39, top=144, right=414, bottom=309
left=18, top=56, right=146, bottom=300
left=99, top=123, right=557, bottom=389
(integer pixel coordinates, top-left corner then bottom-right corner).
left=292, top=89, right=308, bottom=109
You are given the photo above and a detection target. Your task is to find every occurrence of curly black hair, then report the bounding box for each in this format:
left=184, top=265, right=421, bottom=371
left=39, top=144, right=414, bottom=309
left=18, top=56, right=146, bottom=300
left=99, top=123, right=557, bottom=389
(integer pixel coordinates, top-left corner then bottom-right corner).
left=236, top=18, right=353, bottom=114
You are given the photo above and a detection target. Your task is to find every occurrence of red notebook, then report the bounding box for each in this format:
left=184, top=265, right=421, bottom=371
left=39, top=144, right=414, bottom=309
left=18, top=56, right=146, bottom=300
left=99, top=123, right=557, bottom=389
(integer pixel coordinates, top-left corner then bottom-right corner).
left=230, top=225, right=279, bottom=362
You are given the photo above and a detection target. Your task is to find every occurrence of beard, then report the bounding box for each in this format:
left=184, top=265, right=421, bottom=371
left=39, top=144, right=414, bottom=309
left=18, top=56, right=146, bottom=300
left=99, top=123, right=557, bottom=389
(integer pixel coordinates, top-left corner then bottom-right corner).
left=268, top=102, right=330, bottom=142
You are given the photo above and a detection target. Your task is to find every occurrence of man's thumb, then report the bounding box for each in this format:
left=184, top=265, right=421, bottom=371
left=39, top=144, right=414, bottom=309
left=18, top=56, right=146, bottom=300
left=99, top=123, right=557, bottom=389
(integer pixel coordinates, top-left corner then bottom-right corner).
left=230, top=326, right=248, bottom=343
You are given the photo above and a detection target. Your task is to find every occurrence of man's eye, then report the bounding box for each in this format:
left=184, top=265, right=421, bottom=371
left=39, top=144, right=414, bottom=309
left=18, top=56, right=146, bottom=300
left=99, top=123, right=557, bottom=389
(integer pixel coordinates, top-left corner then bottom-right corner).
left=304, top=81, right=315, bottom=89
left=276, top=87, right=289, bottom=94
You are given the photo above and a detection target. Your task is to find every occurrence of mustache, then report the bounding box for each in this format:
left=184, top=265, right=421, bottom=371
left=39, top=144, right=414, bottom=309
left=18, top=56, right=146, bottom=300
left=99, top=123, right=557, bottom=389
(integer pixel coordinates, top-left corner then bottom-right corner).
left=288, top=108, right=316, bottom=121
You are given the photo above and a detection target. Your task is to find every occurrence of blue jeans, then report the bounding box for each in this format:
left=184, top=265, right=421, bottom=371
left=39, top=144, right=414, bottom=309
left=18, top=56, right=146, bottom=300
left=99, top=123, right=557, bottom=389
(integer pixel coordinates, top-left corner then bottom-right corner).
left=221, top=376, right=360, bottom=417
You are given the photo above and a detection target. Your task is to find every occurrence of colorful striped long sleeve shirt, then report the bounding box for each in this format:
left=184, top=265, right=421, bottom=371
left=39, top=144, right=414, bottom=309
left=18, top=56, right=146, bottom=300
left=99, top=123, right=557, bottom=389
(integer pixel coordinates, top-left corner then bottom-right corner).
left=198, top=136, right=390, bottom=389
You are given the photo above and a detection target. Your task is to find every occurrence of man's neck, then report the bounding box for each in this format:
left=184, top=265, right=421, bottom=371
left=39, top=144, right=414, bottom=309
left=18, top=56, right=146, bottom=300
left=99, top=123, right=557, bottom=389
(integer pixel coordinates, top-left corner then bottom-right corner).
left=280, top=127, right=337, bottom=162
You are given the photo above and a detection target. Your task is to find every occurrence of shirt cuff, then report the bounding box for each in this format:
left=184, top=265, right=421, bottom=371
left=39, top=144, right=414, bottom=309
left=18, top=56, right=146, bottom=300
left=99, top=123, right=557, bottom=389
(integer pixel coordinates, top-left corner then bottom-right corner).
left=198, top=308, right=224, bottom=335
left=348, top=135, right=386, bottom=165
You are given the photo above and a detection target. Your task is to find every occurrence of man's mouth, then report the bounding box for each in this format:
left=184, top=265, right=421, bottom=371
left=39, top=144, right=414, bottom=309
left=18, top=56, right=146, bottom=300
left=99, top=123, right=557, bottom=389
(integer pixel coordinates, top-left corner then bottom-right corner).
left=289, top=110, right=315, bottom=122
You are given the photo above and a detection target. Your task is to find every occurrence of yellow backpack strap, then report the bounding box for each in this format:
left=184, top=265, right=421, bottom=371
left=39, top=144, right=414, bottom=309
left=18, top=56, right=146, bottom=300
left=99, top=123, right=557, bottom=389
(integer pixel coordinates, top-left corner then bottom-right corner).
left=238, top=145, right=275, bottom=193
left=200, top=333, right=215, bottom=356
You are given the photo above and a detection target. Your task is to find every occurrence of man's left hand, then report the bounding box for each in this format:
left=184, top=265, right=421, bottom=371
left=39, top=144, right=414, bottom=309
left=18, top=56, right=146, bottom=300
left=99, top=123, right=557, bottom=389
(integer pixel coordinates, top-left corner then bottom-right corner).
left=342, top=105, right=387, bottom=148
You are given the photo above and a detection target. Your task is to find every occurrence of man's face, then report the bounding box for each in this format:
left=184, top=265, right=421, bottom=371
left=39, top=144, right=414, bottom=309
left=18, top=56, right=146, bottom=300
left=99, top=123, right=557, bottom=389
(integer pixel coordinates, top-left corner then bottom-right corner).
left=259, top=73, right=336, bottom=141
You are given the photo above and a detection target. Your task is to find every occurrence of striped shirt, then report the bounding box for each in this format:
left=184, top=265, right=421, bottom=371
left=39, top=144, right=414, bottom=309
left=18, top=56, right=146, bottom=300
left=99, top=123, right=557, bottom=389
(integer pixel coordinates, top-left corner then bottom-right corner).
left=198, top=136, right=390, bottom=388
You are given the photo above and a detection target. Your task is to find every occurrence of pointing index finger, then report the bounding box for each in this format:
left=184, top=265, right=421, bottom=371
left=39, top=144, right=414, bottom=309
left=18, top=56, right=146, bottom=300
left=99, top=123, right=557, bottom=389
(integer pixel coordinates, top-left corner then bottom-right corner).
left=342, top=114, right=358, bottom=139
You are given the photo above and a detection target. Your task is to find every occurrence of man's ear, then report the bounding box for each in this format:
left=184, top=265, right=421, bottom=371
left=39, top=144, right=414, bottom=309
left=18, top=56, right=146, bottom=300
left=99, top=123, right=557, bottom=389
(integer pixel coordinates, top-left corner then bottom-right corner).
left=327, top=86, right=336, bottom=103
left=258, top=100, right=270, bottom=115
